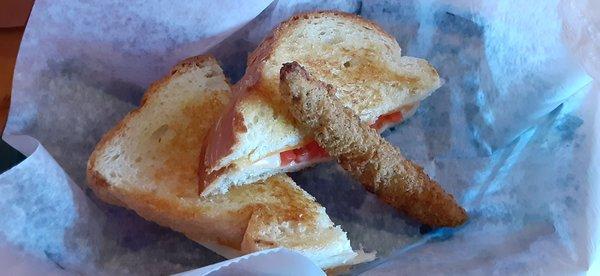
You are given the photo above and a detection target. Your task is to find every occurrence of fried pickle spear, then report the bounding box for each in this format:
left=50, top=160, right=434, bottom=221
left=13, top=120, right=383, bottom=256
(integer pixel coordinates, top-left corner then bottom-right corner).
left=279, top=62, right=468, bottom=227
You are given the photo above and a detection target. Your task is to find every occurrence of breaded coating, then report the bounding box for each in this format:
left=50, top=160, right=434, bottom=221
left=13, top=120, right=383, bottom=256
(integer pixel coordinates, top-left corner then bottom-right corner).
left=279, top=62, right=468, bottom=227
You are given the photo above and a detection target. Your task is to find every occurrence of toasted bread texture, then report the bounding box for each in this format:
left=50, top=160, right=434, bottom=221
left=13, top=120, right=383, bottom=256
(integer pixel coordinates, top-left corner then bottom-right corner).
left=202, top=11, right=441, bottom=195
left=86, top=55, right=358, bottom=269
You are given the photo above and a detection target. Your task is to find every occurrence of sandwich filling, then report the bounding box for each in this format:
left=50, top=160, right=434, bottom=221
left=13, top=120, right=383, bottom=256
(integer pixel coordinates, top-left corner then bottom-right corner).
left=200, top=103, right=418, bottom=193
left=254, top=104, right=416, bottom=170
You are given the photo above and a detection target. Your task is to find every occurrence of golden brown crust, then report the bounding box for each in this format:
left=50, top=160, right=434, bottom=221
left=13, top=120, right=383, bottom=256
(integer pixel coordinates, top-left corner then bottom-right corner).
left=90, top=173, right=320, bottom=252
left=280, top=62, right=468, bottom=227
left=246, top=11, right=396, bottom=77
left=86, top=165, right=127, bottom=207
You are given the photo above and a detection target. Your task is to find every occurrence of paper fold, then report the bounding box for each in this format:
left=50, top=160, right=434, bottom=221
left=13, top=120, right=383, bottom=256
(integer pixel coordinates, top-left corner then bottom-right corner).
left=1, top=0, right=599, bottom=274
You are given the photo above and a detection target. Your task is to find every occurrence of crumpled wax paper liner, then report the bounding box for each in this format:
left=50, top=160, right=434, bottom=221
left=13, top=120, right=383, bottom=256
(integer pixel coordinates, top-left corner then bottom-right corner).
left=2, top=0, right=599, bottom=275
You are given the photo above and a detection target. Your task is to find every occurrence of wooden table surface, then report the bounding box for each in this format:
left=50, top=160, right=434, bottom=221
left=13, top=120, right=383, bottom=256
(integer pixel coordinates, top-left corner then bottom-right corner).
left=0, top=27, right=24, bottom=134
left=0, top=27, right=27, bottom=172
left=1, top=0, right=32, bottom=134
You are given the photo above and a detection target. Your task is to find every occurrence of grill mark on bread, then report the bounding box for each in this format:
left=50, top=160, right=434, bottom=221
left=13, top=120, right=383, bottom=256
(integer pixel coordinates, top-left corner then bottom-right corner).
left=300, top=50, right=421, bottom=111
left=301, top=48, right=420, bottom=86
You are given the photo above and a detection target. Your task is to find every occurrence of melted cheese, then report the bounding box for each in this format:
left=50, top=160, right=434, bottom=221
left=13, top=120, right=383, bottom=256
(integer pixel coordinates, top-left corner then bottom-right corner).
left=238, top=105, right=413, bottom=172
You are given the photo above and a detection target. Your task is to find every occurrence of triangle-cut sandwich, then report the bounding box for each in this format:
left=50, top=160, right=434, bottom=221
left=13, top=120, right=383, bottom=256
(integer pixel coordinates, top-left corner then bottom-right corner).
left=201, top=11, right=442, bottom=195
left=87, top=56, right=364, bottom=269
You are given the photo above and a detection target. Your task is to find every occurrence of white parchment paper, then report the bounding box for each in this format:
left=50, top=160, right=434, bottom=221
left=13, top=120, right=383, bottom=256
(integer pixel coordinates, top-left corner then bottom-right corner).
left=2, top=0, right=599, bottom=275
left=174, top=248, right=324, bottom=276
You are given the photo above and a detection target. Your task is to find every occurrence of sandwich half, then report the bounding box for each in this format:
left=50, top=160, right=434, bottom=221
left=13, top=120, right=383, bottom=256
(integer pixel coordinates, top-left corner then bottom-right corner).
left=201, top=11, right=442, bottom=195
left=87, top=55, right=362, bottom=269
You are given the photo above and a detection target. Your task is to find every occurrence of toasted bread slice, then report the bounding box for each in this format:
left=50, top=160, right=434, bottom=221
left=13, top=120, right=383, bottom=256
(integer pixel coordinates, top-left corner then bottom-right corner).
left=201, top=11, right=441, bottom=195
left=87, top=55, right=359, bottom=269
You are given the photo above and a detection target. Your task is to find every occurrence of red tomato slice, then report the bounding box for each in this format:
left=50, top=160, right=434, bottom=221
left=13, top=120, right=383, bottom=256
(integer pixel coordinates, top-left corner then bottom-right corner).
left=280, top=111, right=403, bottom=167
left=304, top=141, right=328, bottom=159
left=280, top=141, right=329, bottom=167
left=280, top=150, right=297, bottom=166
left=372, top=111, right=403, bottom=130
